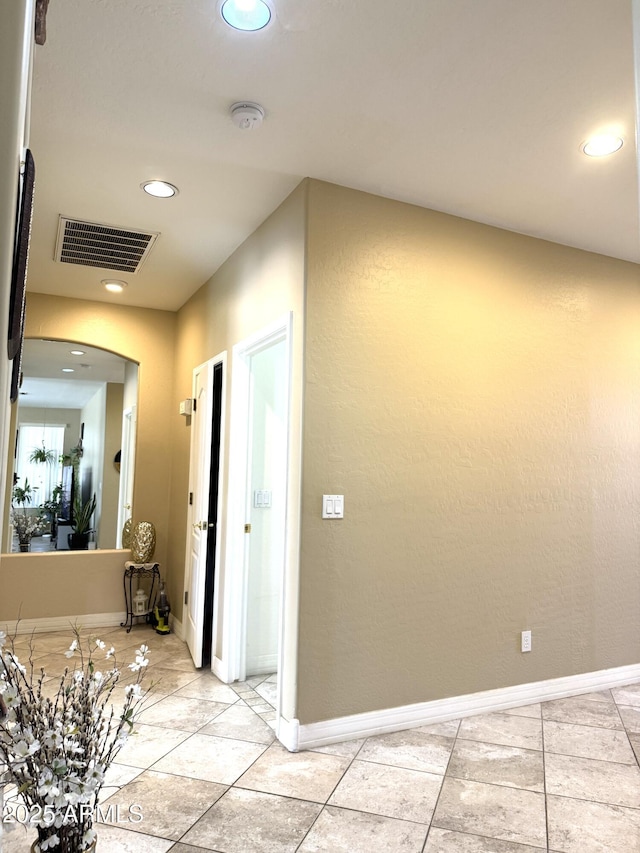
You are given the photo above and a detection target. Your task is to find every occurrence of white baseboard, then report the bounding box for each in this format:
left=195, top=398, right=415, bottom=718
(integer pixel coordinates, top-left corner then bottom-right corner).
left=288, top=661, right=640, bottom=752
left=246, top=653, right=278, bottom=675
left=169, top=614, right=184, bottom=640
left=1, top=612, right=127, bottom=636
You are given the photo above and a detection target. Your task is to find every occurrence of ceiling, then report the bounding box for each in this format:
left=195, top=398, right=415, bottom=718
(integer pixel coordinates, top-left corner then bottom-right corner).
left=19, top=340, right=127, bottom=409
left=25, top=0, right=638, bottom=314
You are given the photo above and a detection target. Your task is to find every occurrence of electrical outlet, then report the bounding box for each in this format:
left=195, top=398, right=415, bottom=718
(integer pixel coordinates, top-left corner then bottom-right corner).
left=521, top=630, right=532, bottom=653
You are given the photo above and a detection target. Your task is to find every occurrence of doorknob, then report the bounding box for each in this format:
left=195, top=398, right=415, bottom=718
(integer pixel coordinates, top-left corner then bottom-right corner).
left=192, top=520, right=207, bottom=531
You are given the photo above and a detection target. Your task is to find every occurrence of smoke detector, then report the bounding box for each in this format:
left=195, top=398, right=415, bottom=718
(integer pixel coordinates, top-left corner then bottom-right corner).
left=230, top=102, right=265, bottom=130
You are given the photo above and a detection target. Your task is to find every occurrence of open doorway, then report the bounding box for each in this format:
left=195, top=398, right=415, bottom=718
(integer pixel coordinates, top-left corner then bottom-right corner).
left=6, top=339, right=138, bottom=553
left=221, top=317, right=292, bottom=726
left=243, top=337, right=287, bottom=676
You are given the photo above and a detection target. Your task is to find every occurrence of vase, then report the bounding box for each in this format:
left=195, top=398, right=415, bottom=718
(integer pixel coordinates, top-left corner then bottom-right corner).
left=130, top=521, right=156, bottom=562
left=19, top=541, right=30, bottom=552
left=122, top=517, right=133, bottom=549
left=31, top=838, right=96, bottom=852
left=68, top=532, right=89, bottom=550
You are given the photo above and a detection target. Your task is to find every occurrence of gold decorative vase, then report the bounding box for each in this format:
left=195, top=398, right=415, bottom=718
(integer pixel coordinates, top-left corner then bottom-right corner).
left=122, top=517, right=133, bottom=549
left=130, top=521, right=156, bottom=563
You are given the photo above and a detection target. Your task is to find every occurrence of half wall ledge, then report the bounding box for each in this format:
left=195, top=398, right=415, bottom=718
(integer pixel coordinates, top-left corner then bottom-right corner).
left=0, top=549, right=129, bottom=626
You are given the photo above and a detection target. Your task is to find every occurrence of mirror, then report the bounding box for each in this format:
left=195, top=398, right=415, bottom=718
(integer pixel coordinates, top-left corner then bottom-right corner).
left=5, top=339, right=138, bottom=552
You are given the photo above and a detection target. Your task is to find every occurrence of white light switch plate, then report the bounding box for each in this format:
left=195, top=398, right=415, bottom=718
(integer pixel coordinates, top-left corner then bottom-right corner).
left=323, top=494, right=344, bottom=519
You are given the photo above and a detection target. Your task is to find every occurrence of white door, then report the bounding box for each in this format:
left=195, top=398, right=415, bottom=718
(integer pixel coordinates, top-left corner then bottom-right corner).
left=184, top=360, right=215, bottom=666
left=225, top=322, right=290, bottom=685
left=244, top=339, right=287, bottom=675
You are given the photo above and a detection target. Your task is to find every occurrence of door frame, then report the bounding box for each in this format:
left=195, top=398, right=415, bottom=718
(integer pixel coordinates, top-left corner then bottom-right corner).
left=184, top=352, right=226, bottom=668
left=222, top=313, right=294, bottom=726
left=116, top=405, right=136, bottom=548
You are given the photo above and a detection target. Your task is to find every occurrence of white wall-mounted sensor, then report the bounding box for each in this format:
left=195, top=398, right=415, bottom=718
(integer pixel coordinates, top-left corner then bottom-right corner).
left=179, top=399, right=193, bottom=416
left=230, top=102, right=265, bottom=130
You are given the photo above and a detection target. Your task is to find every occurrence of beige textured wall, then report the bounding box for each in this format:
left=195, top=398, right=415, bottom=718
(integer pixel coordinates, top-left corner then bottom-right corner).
left=298, top=180, right=640, bottom=724
left=168, top=181, right=307, bottom=655
left=0, top=550, right=125, bottom=622
left=1, top=294, right=176, bottom=622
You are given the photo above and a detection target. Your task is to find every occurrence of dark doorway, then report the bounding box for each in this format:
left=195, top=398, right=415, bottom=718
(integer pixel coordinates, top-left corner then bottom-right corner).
left=201, top=361, right=223, bottom=668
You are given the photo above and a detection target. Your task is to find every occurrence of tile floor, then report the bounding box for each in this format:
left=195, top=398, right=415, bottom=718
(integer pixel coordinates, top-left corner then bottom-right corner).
left=3, top=625, right=640, bottom=851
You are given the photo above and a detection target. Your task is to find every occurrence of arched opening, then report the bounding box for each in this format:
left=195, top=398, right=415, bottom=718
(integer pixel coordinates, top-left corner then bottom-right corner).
left=5, top=339, right=138, bottom=552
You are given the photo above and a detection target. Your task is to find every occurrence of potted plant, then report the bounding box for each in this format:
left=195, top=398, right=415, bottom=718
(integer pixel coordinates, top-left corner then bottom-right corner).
left=41, top=484, right=63, bottom=545
left=68, top=494, right=96, bottom=551
left=11, top=479, right=44, bottom=552
left=59, top=444, right=83, bottom=468
left=12, top=478, right=35, bottom=509
left=11, top=510, right=45, bottom=552
left=29, top=442, right=57, bottom=465
left=0, top=627, right=150, bottom=851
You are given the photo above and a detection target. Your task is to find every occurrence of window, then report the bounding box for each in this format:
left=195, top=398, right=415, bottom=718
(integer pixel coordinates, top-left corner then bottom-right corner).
left=15, top=424, right=65, bottom=507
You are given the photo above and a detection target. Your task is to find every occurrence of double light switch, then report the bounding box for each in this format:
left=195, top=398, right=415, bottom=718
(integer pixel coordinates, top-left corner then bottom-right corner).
left=322, top=494, right=344, bottom=519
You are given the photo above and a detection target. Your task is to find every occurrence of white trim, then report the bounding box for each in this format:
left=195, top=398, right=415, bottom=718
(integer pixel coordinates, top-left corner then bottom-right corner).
left=212, top=655, right=231, bottom=683
left=1, top=612, right=127, bottom=636
left=245, top=653, right=278, bottom=675
left=183, top=352, right=227, bottom=668
left=292, top=662, right=640, bottom=751
left=278, top=313, right=302, bottom=723
left=211, top=354, right=227, bottom=667
left=184, top=357, right=215, bottom=666
left=116, top=405, right=137, bottom=548
left=277, top=715, right=300, bottom=752
left=169, top=614, right=184, bottom=640
left=224, top=314, right=292, bottom=705
left=233, top=316, right=293, bottom=359
left=224, top=341, right=250, bottom=683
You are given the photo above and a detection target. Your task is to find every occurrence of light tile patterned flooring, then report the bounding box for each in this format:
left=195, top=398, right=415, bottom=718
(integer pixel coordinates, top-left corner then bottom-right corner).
left=3, top=626, right=640, bottom=851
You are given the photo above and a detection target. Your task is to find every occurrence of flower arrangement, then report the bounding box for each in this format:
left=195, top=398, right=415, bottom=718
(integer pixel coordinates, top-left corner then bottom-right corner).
left=0, top=628, right=150, bottom=852
left=11, top=479, right=45, bottom=550
left=11, top=508, right=45, bottom=549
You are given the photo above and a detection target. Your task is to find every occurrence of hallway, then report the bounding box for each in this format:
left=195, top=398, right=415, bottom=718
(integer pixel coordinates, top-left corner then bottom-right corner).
left=3, top=625, right=640, bottom=851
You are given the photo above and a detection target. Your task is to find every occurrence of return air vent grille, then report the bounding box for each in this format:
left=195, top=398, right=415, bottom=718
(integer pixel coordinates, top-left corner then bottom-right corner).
left=55, top=217, right=159, bottom=274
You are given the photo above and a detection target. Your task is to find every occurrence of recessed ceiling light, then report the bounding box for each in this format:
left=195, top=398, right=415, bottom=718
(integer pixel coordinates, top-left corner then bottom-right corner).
left=101, top=279, right=128, bottom=293
left=141, top=180, right=179, bottom=198
left=221, top=0, right=271, bottom=31
left=61, top=368, right=74, bottom=373
left=70, top=349, right=85, bottom=356
left=582, top=134, right=623, bottom=157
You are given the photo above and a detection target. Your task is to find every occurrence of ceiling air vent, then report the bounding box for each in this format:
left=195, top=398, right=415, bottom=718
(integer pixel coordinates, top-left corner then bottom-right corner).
left=54, top=217, right=159, bottom=274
